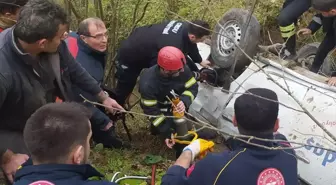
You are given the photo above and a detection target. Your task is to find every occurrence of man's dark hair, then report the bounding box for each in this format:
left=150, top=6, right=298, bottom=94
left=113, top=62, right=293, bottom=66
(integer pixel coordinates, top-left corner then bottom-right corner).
left=24, top=102, right=92, bottom=163
left=0, top=0, right=27, bottom=15
left=77, top=17, right=104, bottom=36
left=14, top=0, right=68, bottom=43
left=234, top=88, right=279, bottom=135
left=312, top=0, right=336, bottom=11
left=187, top=20, right=210, bottom=38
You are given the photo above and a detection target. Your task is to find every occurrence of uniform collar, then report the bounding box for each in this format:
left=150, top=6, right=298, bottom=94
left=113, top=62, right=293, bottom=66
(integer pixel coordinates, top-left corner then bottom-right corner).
left=237, top=133, right=279, bottom=149
left=7, top=27, right=38, bottom=66
left=15, top=164, right=104, bottom=182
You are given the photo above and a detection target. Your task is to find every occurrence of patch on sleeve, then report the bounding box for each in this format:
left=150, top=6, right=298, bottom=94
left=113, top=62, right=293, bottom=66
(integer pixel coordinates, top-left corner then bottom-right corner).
left=257, top=168, right=285, bottom=185
left=186, top=164, right=195, bottom=177
left=29, top=180, right=55, bottom=185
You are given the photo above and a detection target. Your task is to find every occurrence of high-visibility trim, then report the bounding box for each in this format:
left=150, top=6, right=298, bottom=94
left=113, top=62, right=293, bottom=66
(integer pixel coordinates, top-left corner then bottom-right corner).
left=279, top=23, right=295, bottom=32
left=182, top=90, right=195, bottom=101
left=281, top=30, right=296, bottom=38
left=141, top=99, right=157, bottom=106
left=313, top=16, right=322, bottom=24
left=152, top=115, right=166, bottom=127
left=185, top=77, right=197, bottom=88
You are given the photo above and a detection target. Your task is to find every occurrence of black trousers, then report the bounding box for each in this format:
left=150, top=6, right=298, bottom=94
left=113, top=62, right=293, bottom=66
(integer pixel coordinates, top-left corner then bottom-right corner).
left=114, top=57, right=200, bottom=106
left=311, top=34, right=335, bottom=73
left=277, top=0, right=311, bottom=54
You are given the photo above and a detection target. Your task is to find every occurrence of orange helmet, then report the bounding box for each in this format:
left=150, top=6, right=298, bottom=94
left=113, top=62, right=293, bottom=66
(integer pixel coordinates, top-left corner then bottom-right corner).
left=157, top=46, right=186, bottom=71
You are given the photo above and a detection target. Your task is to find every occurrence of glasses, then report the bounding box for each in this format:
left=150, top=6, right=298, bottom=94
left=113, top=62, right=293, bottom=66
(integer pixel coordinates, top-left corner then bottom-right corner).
left=83, top=32, right=109, bottom=41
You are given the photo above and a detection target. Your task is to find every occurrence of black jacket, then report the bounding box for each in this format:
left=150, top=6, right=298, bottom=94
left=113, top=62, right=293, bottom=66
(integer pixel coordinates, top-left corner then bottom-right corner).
left=0, top=28, right=102, bottom=132
left=14, top=164, right=117, bottom=185
left=162, top=134, right=298, bottom=185
left=117, top=20, right=203, bottom=67
left=139, top=65, right=198, bottom=138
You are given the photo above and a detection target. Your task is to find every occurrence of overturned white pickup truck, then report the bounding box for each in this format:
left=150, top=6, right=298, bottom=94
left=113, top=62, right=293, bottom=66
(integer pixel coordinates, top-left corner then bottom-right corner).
left=189, top=8, right=336, bottom=185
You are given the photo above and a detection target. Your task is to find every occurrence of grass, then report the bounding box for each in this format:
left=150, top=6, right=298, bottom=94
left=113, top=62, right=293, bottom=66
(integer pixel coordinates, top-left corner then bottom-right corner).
left=89, top=100, right=176, bottom=185
left=89, top=93, right=229, bottom=184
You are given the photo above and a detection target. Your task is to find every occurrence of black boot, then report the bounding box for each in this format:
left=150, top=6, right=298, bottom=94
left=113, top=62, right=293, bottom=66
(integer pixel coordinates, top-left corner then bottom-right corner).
left=281, top=35, right=298, bottom=61
left=92, top=126, right=130, bottom=149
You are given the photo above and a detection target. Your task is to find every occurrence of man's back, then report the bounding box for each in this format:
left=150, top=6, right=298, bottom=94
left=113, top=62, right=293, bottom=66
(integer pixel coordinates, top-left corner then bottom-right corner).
left=14, top=164, right=117, bottom=185
left=162, top=136, right=298, bottom=185
left=118, top=20, right=188, bottom=65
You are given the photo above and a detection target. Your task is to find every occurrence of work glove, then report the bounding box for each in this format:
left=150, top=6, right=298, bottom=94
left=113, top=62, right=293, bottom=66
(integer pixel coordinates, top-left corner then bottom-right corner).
left=182, top=139, right=215, bottom=161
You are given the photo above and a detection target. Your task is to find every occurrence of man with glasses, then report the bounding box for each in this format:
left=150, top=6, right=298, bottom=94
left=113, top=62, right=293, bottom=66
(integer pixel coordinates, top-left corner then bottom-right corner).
left=66, top=17, right=128, bottom=149
left=139, top=46, right=198, bottom=153
left=0, top=1, right=124, bottom=183
left=0, top=0, right=27, bottom=32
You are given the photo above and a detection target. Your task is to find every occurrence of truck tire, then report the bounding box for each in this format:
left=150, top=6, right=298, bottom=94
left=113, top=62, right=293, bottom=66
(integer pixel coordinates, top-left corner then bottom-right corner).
left=211, top=8, right=260, bottom=71
left=297, top=42, right=336, bottom=76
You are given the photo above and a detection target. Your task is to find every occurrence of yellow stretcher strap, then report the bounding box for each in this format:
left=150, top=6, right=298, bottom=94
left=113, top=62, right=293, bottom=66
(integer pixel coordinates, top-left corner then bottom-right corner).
left=173, top=131, right=198, bottom=145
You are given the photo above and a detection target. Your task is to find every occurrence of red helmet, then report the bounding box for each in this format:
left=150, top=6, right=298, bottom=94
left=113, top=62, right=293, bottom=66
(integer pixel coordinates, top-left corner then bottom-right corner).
left=158, top=46, right=186, bottom=71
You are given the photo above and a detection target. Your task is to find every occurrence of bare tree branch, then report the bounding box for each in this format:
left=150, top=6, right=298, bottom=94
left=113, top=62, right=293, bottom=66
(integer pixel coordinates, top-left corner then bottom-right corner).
left=165, top=9, right=336, bottom=144
left=80, top=94, right=336, bottom=152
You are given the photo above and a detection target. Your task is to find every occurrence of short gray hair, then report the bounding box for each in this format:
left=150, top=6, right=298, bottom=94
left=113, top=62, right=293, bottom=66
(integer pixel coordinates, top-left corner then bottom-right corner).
left=77, top=17, right=104, bottom=36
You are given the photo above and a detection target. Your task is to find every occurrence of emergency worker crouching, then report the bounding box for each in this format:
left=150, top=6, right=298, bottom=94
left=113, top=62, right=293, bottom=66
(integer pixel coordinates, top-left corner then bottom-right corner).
left=161, top=88, right=298, bottom=185
left=115, top=20, right=211, bottom=106
left=139, top=46, right=198, bottom=157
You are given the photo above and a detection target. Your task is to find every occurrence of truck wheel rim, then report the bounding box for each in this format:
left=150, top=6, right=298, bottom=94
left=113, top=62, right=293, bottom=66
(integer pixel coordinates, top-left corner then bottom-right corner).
left=217, top=20, right=242, bottom=57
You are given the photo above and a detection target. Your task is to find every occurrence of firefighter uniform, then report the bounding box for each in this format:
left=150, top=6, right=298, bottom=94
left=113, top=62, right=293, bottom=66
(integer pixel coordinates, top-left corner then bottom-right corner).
left=278, top=0, right=311, bottom=58
left=139, top=65, right=198, bottom=139
left=161, top=133, right=298, bottom=185
left=115, top=20, right=203, bottom=105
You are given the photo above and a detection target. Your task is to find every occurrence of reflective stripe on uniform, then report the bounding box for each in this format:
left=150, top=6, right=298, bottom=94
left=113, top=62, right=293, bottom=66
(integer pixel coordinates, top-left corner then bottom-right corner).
left=141, top=99, right=157, bottom=106
left=313, top=16, right=322, bottom=24
left=280, top=23, right=296, bottom=38
left=152, top=115, right=165, bottom=127
left=279, top=23, right=295, bottom=32
left=185, top=77, right=197, bottom=88
left=281, top=30, right=296, bottom=38
left=182, top=90, right=195, bottom=101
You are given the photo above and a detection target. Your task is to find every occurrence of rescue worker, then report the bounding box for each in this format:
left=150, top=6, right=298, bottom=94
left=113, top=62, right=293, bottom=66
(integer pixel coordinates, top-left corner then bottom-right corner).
left=13, top=102, right=118, bottom=185
left=139, top=46, right=198, bottom=152
left=297, top=13, right=336, bottom=86
left=161, top=88, right=298, bottom=185
left=277, top=0, right=311, bottom=59
left=65, top=17, right=126, bottom=149
left=115, top=20, right=210, bottom=106
left=0, top=0, right=27, bottom=32
left=310, top=0, right=336, bottom=86
left=0, top=0, right=123, bottom=183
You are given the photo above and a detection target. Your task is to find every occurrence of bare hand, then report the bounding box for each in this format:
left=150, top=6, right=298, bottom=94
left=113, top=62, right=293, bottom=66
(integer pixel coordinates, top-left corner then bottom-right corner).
left=1, top=150, right=29, bottom=183
left=327, top=77, right=336, bottom=86
left=165, top=134, right=175, bottom=149
left=200, top=60, right=211, bottom=68
left=176, top=101, right=185, bottom=113
left=297, top=28, right=312, bottom=36
left=102, top=121, right=113, bottom=131
left=102, top=97, right=125, bottom=114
